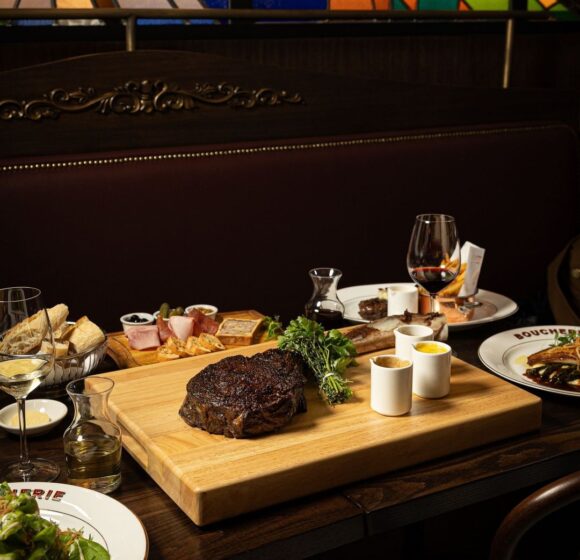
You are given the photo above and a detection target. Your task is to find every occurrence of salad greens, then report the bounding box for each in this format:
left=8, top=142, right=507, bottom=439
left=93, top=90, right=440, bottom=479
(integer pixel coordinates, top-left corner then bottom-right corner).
left=278, top=316, right=357, bottom=405
left=0, top=482, right=110, bottom=560
left=550, top=330, right=578, bottom=347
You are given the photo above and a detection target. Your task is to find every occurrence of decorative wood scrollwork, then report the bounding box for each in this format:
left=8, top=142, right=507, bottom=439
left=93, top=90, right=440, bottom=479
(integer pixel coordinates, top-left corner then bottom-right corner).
left=0, top=80, right=303, bottom=122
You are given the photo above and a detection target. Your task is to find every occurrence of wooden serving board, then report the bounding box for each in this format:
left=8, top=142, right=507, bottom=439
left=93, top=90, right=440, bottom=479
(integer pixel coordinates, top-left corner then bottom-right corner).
left=106, top=310, right=265, bottom=369
left=103, top=342, right=541, bottom=526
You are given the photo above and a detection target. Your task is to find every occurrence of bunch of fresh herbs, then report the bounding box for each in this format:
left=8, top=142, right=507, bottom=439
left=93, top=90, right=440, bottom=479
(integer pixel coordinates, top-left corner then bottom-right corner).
left=278, top=316, right=357, bottom=405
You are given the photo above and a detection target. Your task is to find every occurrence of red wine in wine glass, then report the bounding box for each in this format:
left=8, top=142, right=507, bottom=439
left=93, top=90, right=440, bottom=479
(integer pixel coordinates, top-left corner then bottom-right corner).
left=409, top=266, right=457, bottom=295
left=407, top=214, right=461, bottom=313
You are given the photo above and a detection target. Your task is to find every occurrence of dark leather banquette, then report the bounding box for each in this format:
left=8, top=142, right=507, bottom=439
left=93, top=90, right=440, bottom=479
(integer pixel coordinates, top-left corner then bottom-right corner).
left=1, top=50, right=578, bottom=331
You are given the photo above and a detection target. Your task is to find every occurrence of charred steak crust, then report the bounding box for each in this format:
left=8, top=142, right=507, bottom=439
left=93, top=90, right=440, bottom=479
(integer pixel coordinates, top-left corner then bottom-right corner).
left=358, top=297, right=389, bottom=321
left=179, top=349, right=307, bottom=438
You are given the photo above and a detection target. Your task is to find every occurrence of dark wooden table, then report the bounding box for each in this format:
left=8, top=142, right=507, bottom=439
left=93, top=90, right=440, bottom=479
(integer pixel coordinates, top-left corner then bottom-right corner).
left=2, top=309, right=579, bottom=560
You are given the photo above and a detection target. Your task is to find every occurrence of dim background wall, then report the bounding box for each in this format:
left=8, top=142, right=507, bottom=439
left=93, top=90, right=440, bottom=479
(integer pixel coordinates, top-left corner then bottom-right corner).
left=1, top=21, right=580, bottom=89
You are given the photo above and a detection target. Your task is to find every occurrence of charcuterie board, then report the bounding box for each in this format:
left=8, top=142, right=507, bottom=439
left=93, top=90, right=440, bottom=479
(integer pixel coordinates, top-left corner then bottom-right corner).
left=104, top=342, right=541, bottom=526
left=106, top=309, right=265, bottom=369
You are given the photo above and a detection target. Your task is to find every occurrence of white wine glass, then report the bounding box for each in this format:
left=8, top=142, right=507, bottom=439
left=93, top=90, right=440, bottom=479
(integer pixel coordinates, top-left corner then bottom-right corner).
left=0, top=287, right=60, bottom=482
left=407, top=214, right=461, bottom=313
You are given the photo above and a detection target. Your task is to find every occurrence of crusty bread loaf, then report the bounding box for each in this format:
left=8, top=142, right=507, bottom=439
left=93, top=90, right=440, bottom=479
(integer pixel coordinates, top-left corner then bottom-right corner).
left=40, top=339, right=70, bottom=358
left=48, top=304, right=69, bottom=333
left=345, top=312, right=448, bottom=354
left=53, top=321, right=76, bottom=341
left=68, top=316, right=105, bottom=354
left=0, top=303, right=69, bottom=355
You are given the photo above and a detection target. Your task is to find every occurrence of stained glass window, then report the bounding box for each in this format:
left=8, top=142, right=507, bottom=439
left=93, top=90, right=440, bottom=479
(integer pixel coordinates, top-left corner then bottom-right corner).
left=3, top=0, right=574, bottom=26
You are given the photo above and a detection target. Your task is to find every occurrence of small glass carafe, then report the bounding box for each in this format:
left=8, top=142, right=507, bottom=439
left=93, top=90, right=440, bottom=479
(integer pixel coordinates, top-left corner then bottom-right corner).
left=304, top=267, right=345, bottom=330
left=63, top=376, right=122, bottom=494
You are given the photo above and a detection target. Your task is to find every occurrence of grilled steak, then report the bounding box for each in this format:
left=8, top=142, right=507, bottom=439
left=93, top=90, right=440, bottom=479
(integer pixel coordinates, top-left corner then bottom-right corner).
left=179, top=349, right=307, bottom=438
left=358, top=297, right=389, bottom=321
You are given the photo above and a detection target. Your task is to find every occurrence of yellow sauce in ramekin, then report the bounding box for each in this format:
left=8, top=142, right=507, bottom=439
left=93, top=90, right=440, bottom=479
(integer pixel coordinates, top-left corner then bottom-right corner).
left=415, top=342, right=447, bottom=354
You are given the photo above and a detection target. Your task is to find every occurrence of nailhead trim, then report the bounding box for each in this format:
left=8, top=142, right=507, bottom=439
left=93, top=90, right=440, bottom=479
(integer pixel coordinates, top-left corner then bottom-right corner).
left=0, top=124, right=565, bottom=173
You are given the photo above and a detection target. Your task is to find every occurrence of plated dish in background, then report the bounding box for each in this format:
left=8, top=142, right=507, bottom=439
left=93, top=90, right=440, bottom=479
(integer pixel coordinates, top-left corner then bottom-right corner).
left=478, top=325, right=579, bottom=397
left=7, top=482, right=148, bottom=559
left=338, top=283, right=518, bottom=330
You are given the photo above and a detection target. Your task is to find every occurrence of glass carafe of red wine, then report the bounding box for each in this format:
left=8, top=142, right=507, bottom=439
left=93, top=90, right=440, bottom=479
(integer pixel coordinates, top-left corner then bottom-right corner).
left=304, top=267, right=345, bottom=330
left=407, top=214, right=461, bottom=313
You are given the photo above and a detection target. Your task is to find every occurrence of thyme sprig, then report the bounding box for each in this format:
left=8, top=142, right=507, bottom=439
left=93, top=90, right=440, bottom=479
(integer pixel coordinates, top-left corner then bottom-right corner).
left=278, top=316, right=357, bottom=405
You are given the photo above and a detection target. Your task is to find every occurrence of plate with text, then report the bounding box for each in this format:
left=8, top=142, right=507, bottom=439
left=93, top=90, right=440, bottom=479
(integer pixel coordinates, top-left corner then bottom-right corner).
left=478, top=325, right=579, bottom=397
left=8, top=482, right=148, bottom=559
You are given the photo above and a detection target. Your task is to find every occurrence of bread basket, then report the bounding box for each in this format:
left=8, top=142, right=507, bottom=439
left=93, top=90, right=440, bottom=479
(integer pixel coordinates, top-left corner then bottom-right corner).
left=40, top=324, right=108, bottom=398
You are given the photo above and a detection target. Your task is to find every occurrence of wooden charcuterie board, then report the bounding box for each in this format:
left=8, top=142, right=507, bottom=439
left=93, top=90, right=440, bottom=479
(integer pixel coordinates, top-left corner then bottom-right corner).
left=106, top=310, right=265, bottom=369
left=103, top=341, right=541, bottom=526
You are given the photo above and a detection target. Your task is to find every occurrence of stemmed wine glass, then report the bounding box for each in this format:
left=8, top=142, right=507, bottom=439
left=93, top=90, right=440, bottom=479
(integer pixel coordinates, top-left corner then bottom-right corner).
left=0, top=287, right=60, bottom=482
left=407, top=214, right=461, bottom=313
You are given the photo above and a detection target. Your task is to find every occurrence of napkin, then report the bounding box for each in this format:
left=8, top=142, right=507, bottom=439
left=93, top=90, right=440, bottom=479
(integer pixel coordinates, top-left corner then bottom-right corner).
left=458, top=241, right=485, bottom=297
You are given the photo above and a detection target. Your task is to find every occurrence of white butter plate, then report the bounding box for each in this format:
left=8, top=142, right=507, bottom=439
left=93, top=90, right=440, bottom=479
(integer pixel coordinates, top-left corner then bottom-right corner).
left=478, top=325, right=579, bottom=397
left=338, top=283, right=518, bottom=330
left=0, top=399, right=68, bottom=436
left=8, top=482, right=148, bottom=560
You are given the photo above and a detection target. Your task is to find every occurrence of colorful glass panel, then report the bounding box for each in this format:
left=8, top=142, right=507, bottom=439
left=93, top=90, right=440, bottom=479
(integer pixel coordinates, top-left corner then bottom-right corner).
left=418, top=0, right=460, bottom=9
left=329, top=0, right=390, bottom=8
left=253, top=0, right=327, bottom=7
left=527, top=0, right=568, bottom=9
left=56, top=0, right=94, bottom=6
left=466, top=0, right=509, bottom=8
left=6, top=0, right=575, bottom=26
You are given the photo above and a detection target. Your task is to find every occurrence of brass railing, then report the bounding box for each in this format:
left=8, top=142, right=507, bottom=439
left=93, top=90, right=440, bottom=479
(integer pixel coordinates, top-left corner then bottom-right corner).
left=0, top=9, right=558, bottom=89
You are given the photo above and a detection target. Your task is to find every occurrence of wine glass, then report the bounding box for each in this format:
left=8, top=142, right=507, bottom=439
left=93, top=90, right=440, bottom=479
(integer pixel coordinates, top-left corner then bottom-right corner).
left=0, top=287, right=60, bottom=482
left=407, top=214, right=461, bottom=314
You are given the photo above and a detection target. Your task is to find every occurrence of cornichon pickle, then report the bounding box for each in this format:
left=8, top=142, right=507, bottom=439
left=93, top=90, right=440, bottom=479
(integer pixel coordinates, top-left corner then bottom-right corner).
left=159, top=302, right=170, bottom=319
left=169, top=307, right=184, bottom=317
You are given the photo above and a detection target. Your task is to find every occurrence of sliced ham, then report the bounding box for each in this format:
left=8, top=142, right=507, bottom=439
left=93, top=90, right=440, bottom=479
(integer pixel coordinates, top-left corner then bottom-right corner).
left=201, top=314, right=219, bottom=335
left=157, top=315, right=172, bottom=343
left=188, top=309, right=219, bottom=336
left=169, top=315, right=194, bottom=341
left=127, top=325, right=161, bottom=350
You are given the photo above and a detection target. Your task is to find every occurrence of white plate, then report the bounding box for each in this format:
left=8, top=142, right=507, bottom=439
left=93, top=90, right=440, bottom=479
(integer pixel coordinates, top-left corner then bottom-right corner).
left=478, top=325, right=580, bottom=397
left=8, top=482, right=148, bottom=559
left=0, top=399, right=68, bottom=436
left=338, top=283, right=518, bottom=330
